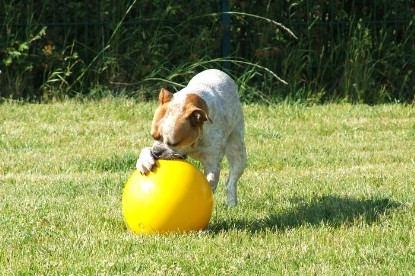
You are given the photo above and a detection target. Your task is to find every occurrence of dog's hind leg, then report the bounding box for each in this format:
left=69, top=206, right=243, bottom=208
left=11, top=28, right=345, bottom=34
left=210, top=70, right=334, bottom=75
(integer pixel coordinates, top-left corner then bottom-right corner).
left=225, top=128, right=247, bottom=207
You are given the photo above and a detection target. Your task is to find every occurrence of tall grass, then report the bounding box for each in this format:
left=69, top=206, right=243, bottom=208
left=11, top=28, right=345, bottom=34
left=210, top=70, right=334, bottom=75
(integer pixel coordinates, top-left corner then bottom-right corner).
left=1, top=0, right=414, bottom=103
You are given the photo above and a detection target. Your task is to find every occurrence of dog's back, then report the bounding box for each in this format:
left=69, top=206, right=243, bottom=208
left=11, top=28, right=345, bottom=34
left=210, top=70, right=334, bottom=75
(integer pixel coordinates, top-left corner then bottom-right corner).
left=181, top=69, right=243, bottom=131
left=187, top=69, right=246, bottom=206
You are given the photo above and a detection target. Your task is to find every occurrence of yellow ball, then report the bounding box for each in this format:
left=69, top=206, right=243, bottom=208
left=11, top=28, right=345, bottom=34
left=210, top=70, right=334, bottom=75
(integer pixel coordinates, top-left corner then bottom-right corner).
left=122, top=160, right=213, bottom=234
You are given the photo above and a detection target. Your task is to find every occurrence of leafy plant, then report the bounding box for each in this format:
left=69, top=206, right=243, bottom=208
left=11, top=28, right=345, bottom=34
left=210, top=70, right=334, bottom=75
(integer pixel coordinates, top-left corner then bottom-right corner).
left=1, top=0, right=414, bottom=103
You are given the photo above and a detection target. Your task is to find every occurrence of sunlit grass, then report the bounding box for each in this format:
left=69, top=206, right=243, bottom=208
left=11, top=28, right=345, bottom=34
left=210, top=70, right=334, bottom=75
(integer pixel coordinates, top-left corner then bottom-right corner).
left=1, top=100, right=414, bottom=274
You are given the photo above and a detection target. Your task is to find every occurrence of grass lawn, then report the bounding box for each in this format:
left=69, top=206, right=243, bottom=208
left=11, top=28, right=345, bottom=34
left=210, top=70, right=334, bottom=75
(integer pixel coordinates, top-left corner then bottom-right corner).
left=1, top=99, right=414, bottom=274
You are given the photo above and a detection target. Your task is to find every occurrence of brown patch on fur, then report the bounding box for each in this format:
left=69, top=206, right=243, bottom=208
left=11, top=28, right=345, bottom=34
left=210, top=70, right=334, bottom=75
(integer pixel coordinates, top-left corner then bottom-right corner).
left=159, top=88, right=173, bottom=105
left=168, top=93, right=212, bottom=147
left=184, top=93, right=212, bottom=124
left=150, top=89, right=172, bottom=140
left=169, top=116, right=200, bottom=147
left=150, top=107, right=164, bottom=141
left=150, top=90, right=212, bottom=148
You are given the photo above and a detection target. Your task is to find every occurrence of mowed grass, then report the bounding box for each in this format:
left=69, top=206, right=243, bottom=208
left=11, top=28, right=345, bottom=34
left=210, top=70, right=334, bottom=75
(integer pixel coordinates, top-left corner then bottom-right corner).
left=1, top=99, right=415, bottom=274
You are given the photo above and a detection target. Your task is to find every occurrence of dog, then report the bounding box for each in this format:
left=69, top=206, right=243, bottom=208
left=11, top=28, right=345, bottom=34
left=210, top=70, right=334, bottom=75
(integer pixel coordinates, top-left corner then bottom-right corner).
left=136, top=69, right=246, bottom=207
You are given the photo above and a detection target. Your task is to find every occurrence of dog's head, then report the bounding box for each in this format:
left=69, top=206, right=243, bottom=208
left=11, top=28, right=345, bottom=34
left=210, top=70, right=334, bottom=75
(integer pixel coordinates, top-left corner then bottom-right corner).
left=150, top=88, right=212, bottom=159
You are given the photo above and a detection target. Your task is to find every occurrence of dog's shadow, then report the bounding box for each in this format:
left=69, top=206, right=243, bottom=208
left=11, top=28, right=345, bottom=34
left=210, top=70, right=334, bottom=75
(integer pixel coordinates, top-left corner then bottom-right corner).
left=209, top=195, right=401, bottom=233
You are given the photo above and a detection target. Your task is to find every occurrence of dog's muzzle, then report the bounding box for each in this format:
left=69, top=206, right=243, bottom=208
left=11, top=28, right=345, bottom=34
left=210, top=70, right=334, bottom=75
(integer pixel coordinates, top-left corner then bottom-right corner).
left=151, top=144, right=187, bottom=160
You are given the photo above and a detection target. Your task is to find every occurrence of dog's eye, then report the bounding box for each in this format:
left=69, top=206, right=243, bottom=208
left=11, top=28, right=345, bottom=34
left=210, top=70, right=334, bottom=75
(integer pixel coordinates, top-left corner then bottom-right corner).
left=166, top=141, right=179, bottom=147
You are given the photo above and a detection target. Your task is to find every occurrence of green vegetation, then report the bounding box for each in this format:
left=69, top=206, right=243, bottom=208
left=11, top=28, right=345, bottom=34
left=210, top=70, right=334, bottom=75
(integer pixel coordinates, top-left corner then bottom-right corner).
left=1, top=100, right=414, bottom=274
left=1, top=1, right=414, bottom=103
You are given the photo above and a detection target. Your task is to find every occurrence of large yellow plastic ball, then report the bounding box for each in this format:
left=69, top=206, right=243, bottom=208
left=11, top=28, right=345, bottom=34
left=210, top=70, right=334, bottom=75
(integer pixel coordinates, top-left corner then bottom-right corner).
left=122, top=160, right=213, bottom=234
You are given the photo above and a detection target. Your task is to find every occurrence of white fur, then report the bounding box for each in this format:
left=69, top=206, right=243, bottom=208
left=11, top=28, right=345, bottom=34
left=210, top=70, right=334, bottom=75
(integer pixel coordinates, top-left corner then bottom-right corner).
left=136, top=69, right=247, bottom=207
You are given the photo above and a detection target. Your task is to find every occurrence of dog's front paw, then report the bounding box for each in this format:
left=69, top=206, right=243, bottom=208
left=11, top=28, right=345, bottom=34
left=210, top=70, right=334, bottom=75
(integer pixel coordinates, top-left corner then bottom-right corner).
left=136, top=147, right=156, bottom=174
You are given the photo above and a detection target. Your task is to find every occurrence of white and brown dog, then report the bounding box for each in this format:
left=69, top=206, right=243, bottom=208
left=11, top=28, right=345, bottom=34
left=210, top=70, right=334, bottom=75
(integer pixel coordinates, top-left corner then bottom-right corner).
left=136, top=69, right=246, bottom=207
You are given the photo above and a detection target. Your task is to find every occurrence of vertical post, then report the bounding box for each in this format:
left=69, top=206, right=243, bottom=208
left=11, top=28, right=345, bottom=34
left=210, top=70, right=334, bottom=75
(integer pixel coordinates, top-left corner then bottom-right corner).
left=221, top=0, right=231, bottom=72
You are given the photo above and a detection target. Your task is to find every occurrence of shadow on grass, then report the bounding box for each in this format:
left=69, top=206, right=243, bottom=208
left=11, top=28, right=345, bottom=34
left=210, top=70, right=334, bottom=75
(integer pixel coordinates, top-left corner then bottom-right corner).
left=209, top=195, right=401, bottom=234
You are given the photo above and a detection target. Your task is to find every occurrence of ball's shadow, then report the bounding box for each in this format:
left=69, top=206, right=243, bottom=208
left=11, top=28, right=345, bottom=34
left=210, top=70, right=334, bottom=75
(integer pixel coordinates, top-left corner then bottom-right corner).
left=208, top=195, right=401, bottom=234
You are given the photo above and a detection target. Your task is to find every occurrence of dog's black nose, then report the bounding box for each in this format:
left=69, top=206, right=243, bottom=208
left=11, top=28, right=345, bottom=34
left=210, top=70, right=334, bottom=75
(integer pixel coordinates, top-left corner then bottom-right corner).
left=151, top=146, right=165, bottom=159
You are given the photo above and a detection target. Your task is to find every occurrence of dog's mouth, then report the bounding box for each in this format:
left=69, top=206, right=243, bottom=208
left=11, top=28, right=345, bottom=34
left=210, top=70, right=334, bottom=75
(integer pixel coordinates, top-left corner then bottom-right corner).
left=150, top=145, right=187, bottom=160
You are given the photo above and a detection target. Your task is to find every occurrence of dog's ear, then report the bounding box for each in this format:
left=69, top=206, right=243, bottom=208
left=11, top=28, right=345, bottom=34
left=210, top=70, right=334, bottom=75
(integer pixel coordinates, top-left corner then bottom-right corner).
left=184, top=94, right=212, bottom=126
left=158, top=88, right=173, bottom=105
left=187, top=107, right=212, bottom=127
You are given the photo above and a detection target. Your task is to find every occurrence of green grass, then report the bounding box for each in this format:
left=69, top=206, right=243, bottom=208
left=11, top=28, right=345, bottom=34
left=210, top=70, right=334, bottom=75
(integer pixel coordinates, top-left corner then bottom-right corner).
left=1, top=99, right=415, bottom=274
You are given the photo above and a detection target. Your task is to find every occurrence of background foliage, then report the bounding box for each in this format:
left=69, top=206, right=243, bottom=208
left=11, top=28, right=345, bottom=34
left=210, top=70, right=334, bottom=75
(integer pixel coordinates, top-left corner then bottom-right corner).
left=1, top=0, right=414, bottom=103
